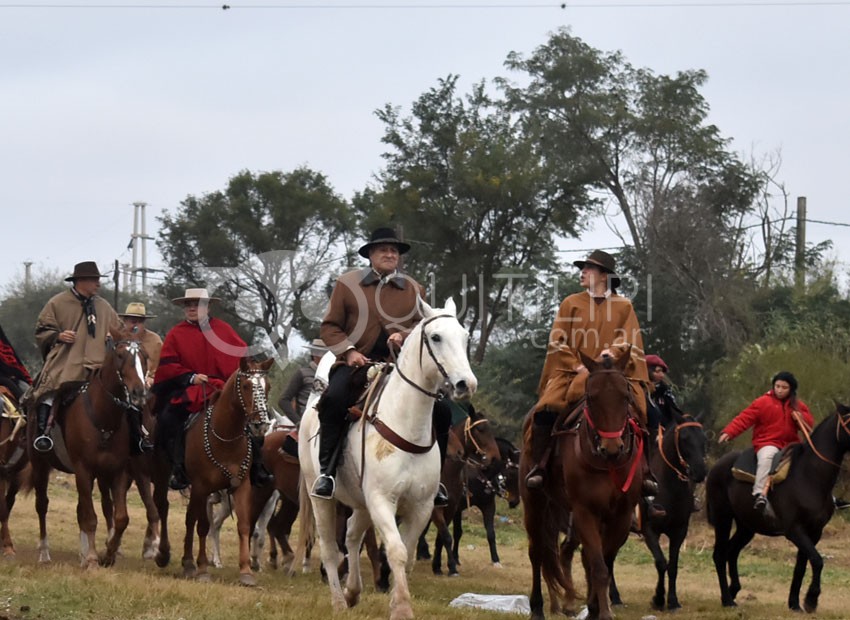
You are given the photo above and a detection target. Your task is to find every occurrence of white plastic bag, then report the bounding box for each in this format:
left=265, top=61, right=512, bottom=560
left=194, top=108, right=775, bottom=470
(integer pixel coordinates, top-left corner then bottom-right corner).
left=448, top=593, right=531, bottom=615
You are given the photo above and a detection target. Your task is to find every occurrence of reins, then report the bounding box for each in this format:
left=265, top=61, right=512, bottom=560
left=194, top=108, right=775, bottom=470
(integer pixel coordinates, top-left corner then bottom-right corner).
left=657, top=420, right=703, bottom=481
left=389, top=314, right=454, bottom=400
left=795, top=409, right=846, bottom=469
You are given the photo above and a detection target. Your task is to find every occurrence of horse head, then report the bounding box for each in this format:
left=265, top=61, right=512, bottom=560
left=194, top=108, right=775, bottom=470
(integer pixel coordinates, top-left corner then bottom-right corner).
left=580, top=349, right=633, bottom=460
left=668, top=411, right=708, bottom=483
left=235, top=357, right=275, bottom=438
left=462, top=407, right=502, bottom=475
left=496, top=437, right=521, bottom=508
left=833, top=401, right=850, bottom=454
left=105, top=326, right=148, bottom=409
left=410, top=297, right=478, bottom=400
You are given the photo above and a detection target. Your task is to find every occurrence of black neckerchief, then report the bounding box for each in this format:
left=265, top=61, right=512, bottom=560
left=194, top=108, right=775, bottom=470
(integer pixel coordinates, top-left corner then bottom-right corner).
left=71, top=288, right=97, bottom=337
left=359, top=268, right=406, bottom=289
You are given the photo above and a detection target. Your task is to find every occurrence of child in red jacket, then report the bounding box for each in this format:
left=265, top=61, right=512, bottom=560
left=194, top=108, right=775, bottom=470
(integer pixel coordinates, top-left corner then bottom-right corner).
left=718, top=371, right=813, bottom=513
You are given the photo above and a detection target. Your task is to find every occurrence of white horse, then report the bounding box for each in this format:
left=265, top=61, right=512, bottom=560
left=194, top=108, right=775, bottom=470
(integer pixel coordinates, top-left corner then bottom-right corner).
left=299, top=297, right=476, bottom=620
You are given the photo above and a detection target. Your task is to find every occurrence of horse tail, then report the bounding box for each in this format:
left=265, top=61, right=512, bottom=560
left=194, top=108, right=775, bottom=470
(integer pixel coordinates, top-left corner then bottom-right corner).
left=290, top=472, right=314, bottom=576
left=535, top=502, right=573, bottom=603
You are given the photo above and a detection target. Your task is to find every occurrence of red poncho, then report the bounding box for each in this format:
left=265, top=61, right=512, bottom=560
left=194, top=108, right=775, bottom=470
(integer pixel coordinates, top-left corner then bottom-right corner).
left=153, top=318, right=247, bottom=414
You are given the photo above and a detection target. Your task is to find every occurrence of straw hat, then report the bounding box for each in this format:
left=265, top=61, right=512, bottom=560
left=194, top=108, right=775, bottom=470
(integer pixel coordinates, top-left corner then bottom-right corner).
left=171, top=288, right=221, bottom=306
left=118, top=302, right=156, bottom=319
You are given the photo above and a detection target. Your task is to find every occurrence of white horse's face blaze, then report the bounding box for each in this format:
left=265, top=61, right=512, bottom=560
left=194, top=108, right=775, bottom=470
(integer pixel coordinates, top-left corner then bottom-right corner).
left=118, top=341, right=148, bottom=408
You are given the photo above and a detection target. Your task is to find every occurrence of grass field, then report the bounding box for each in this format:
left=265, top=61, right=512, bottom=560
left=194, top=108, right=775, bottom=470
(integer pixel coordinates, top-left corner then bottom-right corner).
left=3, top=473, right=850, bottom=619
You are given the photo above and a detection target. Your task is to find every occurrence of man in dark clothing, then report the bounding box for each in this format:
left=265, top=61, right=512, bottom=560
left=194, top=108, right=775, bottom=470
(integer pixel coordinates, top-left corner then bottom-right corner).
left=312, top=227, right=451, bottom=505
left=278, top=339, right=326, bottom=426
left=0, top=324, right=31, bottom=400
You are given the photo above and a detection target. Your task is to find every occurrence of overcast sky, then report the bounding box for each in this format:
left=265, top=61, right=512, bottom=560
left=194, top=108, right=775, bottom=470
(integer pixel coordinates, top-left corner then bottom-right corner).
left=2, top=0, right=849, bottom=294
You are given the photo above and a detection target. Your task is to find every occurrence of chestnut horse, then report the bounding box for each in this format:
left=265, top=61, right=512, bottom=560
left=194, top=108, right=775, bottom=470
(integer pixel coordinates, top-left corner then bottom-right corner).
left=153, top=356, right=273, bottom=586
left=520, top=352, right=644, bottom=620
left=25, top=332, right=148, bottom=567
left=0, top=389, right=27, bottom=556
left=707, top=402, right=850, bottom=612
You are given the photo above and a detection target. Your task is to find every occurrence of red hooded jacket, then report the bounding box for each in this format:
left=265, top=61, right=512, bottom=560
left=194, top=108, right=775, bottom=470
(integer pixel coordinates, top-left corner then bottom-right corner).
left=721, top=390, right=814, bottom=451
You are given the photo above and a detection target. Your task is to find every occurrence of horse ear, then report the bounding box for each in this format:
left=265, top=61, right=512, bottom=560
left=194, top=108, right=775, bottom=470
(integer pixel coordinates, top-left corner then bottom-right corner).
left=239, top=357, right=250, bottom=372
left=579, top=350, right=596, bottom=371
left=835, top=399, right=850, bottom=415
left=443, top=297, right=457, bottom=316
left=105, top=334, right=115, bottom=351
left=615, top=345, right=632, bottom=370
left=417, top=296, right=434, bottom=319
left=260, top=358, right=275, bottom=372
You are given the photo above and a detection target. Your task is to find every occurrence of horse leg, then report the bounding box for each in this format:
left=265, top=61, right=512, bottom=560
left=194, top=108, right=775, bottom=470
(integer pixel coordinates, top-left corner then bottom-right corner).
left=181, top=490, right=201, bottom=578
left=608, top=559, right=622, bottom=607
left=377, top=500, right=424, bottom=620
left=232, top=481, right=256, bottom=586
left=250, top=490, right=278, bottom=571
left=363, top=525, right=390, bottom=593
left=74, top=468, right=99, bottom=569
left=152, top=460, right=172, bottom=568
left=786, top=525, right=822, bottom=612
left=416, top=523, right=431, bottom=560
left=573, top=508, right=611, bottom=620
left=666, top=528, right=687, bottom=610
left=711, top=508, right=736, bottom=607
left=558, top=530, right=579, bottom=615
left=97, top=477, right=115, bottom=543
left=480, top=500, right=501, bottom=567
left=101, top=471, right=130, bottom=567
left=207, top=491, right=229, bottom=568
left=642, top=525, right=667, bottom=610
left=313, top=496, right=347, bottom=612
left=726, top=525, right=755, bottom=603
left=0, top=476, right=17, bottom=556
left=130, top=459, right=160, bottom=561
left=32, top=460, right=52, bottom=564
left=342, top=508, right=371, bottom=607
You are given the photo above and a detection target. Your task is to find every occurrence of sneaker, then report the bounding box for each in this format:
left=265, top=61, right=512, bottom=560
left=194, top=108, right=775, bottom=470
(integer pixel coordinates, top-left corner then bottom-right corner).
left=33, top=434, right=54, bottom=453
left=753, top=493, right=767, bottom=512
left=310, top=474, right=335, bottom=499
left=434, top=482, right=449, bottom=507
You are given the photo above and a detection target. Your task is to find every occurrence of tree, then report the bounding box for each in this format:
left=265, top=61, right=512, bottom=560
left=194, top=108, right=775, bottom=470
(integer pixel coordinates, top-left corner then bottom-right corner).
left=156, top=167, right=355, bottom=358
left=355, top=76, right=595, bottom=362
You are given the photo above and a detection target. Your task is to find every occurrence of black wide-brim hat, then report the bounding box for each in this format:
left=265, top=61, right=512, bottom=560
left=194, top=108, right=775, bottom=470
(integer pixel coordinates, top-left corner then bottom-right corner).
left=65, top=261, right=107, bottom=282
left=358, top=227, right=411, bottom=258
left=573, top=250, right=621, bottom=288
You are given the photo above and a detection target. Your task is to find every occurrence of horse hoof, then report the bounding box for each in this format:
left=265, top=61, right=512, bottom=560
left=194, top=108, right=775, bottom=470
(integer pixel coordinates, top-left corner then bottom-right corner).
left=448, top=571, right=460, bottom=578
left=389, top=603, right=414, bottom=620
left=343, top=589, right=359, bottom=608
left=492, top=562, right=502, bottom=569
left=2, top=547, right=16, bottom=559
left=99, top=553, right=116, bottom=568
left=239, top=573, right=256, bottom=587
left=250, top=559, right=260, bottom=572
left=155, top=552, right=170, bottom=568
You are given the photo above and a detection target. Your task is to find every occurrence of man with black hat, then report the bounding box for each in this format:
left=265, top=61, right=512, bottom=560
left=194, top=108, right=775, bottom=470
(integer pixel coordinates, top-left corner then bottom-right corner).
left=524, top=250, right=652, bottom=492
left=278, top=338, right=327, bottom=426
left=311, top=227, right=452, bottom=505
left=29, top=261, right=121, bottom=452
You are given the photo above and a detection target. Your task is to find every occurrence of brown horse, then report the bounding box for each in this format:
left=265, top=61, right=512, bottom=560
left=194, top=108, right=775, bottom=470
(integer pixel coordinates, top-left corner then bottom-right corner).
left=0, top=388, right=28, bottom=556
left=25, top=332, right=148, bottom=567
left=152, top=357, right=273, bottom=586
left=425, top=410, right=502, bottom=576
left=707, top=402, right=850, bottom=612
left=520, top=352, right=644, bottom=620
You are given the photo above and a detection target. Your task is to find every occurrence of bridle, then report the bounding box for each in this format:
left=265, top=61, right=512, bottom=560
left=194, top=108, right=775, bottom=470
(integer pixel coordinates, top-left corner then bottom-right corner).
left=796, top=409, right=850, bottom=469
left=391, top=314, right=455, bottom=400
left=463, top=417, right=492, bottom=466
left=657, top=420, right=704, bottom=482
left=95, top=340, right=148, bottom=413
left=234, top=368, right=271, bottom=427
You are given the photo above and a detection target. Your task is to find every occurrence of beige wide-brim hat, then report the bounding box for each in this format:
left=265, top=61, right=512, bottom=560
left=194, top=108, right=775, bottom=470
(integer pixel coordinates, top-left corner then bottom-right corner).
left=118, top=302, right=157, bottom=318
left=171, top=288, right=221, bottom=306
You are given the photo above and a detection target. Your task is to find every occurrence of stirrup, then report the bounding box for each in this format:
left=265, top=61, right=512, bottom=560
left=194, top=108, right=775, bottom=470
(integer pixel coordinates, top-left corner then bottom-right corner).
left=310, top=474, right=335, bottom=499
left=525, top=466, right=545, bottom=490
left=434, top=482, right=449, bottom=507
left=33, top=434, right=54, bottom=453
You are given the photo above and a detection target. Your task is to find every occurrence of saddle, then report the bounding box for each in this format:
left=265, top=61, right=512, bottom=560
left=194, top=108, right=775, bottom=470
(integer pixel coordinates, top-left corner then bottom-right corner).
left=280, top=429, right=299, bottom=460
left=731, top=447, right=794, bottom=486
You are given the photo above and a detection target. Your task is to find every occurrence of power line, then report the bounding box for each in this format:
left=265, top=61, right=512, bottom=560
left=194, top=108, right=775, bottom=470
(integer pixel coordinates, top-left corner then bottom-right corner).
left=2, top=1, right=849, bottom=8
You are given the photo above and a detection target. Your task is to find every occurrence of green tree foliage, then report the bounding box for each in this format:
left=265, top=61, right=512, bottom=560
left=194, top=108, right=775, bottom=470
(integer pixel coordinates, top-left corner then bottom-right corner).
left=156, top=168, right=355, bottom=357
left=355, top=75, right=595, bottom=361
left=0, top=270, right=88, bottom=374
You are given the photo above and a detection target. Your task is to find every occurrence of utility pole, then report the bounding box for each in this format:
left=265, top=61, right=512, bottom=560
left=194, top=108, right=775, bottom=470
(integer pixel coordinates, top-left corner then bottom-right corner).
left=23, top=261, right=33, bottom=292
left=130, top=202, right=155, bottom=294
left=795, top=196, right=807, bottom=290
left=113, top=259, right=120, bottom=309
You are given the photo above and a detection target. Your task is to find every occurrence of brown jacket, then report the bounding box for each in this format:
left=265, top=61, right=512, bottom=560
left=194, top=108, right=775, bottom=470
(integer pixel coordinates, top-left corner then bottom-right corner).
left=139, top=329, right=163, bottom=380
left=536, top=291, right=648, bottom=420
left=31, top=289, right=121, bottom=402
left=320, top=268, right=426, bottom=359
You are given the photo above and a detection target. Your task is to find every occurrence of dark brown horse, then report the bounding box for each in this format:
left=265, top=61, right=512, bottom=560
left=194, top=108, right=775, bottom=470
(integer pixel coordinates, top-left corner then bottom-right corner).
left=451, top=435, right=521, bottom=568
left=420, top=410, right=502, bottom=576
left=0, top=388, right=27, bottom=557
left=707, top=402, right=850, bottom=612
left=520, top=352, right=643, bottom=620
left=25, top=332, right=148, bottom=567
left=609, top=411, right=707, bottom=610
left=152, top=357, right=273, bottom=586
